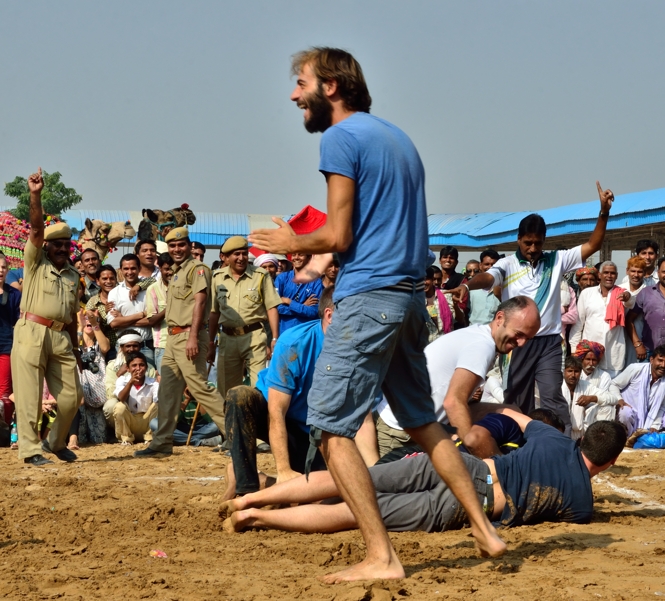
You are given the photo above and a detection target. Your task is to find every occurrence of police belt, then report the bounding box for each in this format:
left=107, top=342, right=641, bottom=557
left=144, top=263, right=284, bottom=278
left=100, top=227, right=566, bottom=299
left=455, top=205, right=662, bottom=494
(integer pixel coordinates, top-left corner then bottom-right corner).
left=221, top=322, right=263, bottom=337
left=25, top=312, right=66, bottom=332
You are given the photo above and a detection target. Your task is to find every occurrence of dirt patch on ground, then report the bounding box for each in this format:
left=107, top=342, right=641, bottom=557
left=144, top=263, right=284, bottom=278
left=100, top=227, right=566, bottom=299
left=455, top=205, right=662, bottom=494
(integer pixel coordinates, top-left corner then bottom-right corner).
left=1, top=445, right=664, bottom=600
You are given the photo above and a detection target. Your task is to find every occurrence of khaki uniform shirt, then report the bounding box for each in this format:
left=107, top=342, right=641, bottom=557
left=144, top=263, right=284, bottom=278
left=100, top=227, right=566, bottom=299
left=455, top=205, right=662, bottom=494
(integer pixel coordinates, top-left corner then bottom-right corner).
left=20, top=239, right=79, bottom=324
left=166, top=257, right=211, bottom=328
left=211, top=264, right=281, bottom=328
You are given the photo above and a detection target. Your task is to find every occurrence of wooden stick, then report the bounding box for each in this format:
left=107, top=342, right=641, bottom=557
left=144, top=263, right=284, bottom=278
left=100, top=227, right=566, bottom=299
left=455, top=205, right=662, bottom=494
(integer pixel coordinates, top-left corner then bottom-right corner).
left=186, top=363, right=213, bottom=446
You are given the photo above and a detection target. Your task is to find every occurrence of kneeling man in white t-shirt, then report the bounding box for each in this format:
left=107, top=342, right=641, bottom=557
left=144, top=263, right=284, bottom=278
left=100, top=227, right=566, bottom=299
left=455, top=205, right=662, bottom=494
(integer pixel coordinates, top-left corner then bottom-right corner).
left=375, top=296, right=540, bottom=458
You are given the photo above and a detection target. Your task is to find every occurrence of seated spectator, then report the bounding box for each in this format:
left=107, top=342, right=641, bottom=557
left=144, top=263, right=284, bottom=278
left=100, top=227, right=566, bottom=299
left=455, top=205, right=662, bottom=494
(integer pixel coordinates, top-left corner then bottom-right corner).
left=275, top=252, right=324, bottom=334
left=112, top=352, right=158, bottom=445
left=374, top=296, right=541, bottom=458
left=107, top=254, right=155, bottom=366
left=221, top=417, right=626, bottom=534
left=611, top=345, right=665, bottom=436
left=145, top=254, right=174, bottom=374
left=148, top=387, right=221, bottom=447
left=562, top=356, right=617, bottom=441
left=85, top=265, right=119, bottom=360
left=573, top=340, right=620, bottom=420
left=104, top=330, right=157, bottom=428
left=67, top=313, right=110, bottom=449
left=222, top=287, right=337, bottom=500
left=468, top=250, right=501, bottom=326
left=621, top=257, right=647, bottom=364
left=0, top=252, right=21, bottom=407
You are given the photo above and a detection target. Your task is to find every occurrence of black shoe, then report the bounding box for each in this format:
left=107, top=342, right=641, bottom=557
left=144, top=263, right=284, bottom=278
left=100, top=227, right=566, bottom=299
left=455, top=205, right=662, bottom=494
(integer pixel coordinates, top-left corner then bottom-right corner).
left=256, top=442, right=271, bottom=454
left=24, top=454, right=54, bottom=466
left=41, top=441, right=77, bottom=462
left=134, top=446, right=172, bottom=458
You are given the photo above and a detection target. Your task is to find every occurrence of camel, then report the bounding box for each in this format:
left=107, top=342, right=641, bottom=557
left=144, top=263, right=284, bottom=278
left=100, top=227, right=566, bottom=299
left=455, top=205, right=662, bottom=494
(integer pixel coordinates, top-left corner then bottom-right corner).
left=78, top=218, right=136, bottom=261
left=137, top=203, right=196, bottom=242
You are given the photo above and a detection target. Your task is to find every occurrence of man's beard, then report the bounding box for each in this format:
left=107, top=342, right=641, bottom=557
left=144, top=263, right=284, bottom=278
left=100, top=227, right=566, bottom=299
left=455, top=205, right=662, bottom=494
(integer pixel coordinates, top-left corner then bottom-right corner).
left=302, top=84, right=333, bottom=133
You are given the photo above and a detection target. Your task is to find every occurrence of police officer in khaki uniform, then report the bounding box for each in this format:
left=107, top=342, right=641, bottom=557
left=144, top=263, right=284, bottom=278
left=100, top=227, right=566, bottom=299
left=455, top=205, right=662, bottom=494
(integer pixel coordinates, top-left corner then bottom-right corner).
left=206, top=236, right=281, bottom=398
left=12, top=167, right=82, bottom=466
left=135, top=227, right=226, bottom=457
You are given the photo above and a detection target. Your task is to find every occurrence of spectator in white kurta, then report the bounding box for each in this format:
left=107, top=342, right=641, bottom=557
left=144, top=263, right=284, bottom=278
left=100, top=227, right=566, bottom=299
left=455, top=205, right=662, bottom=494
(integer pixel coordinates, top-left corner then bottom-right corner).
left=610, top=346, right=665, bottom=437
left=561, top=356, right=616, bottom=441
left=570, top=261, right=628, bottom=378
left=621, top=256, right=648, bottom=364
left=572, top=340, right=620, bottom=421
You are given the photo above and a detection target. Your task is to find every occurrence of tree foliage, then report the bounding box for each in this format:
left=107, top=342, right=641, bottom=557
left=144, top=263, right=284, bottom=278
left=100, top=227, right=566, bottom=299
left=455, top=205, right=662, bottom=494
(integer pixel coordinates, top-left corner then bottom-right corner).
left=4, top=170, right=83, bottom=220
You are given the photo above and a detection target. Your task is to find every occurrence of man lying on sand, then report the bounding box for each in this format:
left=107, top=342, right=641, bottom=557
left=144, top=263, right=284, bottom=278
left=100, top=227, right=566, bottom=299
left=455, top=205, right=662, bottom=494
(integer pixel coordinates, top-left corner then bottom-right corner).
left=221, top=410, right=625, bottom=534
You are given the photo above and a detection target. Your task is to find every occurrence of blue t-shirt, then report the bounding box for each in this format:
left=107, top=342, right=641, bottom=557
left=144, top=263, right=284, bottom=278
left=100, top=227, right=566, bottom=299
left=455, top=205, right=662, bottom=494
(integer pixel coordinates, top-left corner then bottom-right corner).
left=494, top=420, right=593, bottom=527
left=275, top=272, right=324, bottom=334
left=0, top=284, right=21, bottom=354
left=255, top=320, right=325, bottom=431
left=5, top=269, right=23, bottom=286
left=319, top=112, right=429, bottom=301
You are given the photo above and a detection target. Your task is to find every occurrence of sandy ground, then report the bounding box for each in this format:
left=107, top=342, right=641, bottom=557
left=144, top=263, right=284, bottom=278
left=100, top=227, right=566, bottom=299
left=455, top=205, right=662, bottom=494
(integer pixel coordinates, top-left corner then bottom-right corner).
left=1, top=444, right=664, bottom=601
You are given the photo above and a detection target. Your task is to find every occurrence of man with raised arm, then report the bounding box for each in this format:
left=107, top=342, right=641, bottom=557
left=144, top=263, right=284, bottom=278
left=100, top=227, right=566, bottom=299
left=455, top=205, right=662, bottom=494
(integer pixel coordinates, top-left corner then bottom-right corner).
left=450, top=183, right=614, bottom=432
left=248, top=47, right=505, bottom=583
left=11, top=168, right=82, bottom=466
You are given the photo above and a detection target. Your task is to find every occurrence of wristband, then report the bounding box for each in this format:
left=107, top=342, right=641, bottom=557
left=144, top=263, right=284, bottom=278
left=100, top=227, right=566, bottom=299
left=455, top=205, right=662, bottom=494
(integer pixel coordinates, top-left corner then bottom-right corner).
left=461, top=283, right=470, bottom=292
left=635, top=342, right=643, bottom=348
left=599, top=211, right=610, bottom=217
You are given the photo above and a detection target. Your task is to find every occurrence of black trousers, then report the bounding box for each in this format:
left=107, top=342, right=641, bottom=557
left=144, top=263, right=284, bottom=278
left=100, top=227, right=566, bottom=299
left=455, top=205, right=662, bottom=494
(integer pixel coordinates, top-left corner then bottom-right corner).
left=504, top=333, right=571, bottom=433
left=225, top=386, right=326, bottom=494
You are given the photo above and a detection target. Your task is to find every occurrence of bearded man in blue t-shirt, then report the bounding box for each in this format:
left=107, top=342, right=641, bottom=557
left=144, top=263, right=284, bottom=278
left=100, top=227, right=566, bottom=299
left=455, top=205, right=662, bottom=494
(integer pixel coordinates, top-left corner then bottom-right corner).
left=249, top=47, right=506, bottom=582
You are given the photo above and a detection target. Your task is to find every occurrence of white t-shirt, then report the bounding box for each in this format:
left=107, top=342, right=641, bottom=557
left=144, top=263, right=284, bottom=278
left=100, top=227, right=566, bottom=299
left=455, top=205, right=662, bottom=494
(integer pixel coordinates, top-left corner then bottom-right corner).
left=113, top=374, right=159, bottom=414
left=487, top=246, right=584, bottom=336
left=106, top=282, right=151, bottom=342
left=378, top=324, right=497, bottom=430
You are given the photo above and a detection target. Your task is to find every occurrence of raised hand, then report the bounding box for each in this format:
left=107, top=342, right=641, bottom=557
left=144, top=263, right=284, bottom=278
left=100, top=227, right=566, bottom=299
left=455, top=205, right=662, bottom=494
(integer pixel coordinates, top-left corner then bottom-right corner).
left=248, top=217, right=297, bottom=255
left=28, top=167, right=44, bottom=194
left=596, top=181, right=614, bottom=214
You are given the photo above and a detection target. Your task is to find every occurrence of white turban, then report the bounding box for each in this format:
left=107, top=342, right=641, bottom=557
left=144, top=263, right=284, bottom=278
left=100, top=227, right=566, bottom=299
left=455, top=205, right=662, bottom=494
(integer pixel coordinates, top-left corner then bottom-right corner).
left=118, top=333, right=142, bottom=346
left=254, top=253, right=279, bottom=268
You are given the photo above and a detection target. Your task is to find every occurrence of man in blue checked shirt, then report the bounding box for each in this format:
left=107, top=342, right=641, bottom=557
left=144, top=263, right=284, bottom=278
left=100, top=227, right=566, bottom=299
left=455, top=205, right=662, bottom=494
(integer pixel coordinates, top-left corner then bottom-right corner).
left=275, top=252, right=323, bottom=334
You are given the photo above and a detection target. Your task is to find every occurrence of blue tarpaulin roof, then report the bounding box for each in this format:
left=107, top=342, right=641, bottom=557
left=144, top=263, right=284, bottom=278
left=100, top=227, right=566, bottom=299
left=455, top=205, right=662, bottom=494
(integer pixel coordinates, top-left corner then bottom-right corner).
left=3, top=185, right=665, bottom=250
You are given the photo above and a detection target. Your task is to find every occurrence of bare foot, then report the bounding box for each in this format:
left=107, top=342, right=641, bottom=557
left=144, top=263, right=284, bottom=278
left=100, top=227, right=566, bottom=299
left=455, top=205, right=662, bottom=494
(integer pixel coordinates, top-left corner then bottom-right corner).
left=222, top=510, right=257, bottom=533
left=218, top=498, right=242, bottom=521
left=67, top=436, right=79, bottom=450
left=472, top=526, right=507, bottom=558
left=319, top=555, right=405, bottom=584
left=221, top=462, right=237, bottom=502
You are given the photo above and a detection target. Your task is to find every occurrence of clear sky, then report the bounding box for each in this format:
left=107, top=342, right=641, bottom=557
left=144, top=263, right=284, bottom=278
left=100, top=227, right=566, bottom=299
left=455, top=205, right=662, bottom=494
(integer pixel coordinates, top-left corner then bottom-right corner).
left=2, top=1, right=664, bottom=218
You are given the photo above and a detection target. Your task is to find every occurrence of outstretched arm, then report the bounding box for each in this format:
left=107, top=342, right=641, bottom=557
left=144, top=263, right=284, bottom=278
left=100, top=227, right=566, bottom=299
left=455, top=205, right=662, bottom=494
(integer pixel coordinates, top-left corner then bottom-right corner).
left=28, top=167, right=45, bottom=248
left=581, top=181, right=614, bottom=262
left=248, top=174, right=354, bottom=280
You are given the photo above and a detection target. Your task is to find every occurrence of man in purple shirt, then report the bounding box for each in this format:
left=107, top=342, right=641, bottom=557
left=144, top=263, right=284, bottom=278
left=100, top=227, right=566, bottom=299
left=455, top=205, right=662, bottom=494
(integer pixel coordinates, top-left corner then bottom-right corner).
left=627, top=257, right=665, bottom=360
